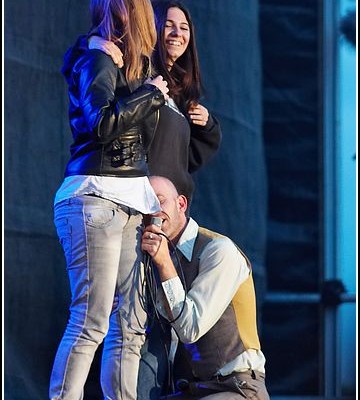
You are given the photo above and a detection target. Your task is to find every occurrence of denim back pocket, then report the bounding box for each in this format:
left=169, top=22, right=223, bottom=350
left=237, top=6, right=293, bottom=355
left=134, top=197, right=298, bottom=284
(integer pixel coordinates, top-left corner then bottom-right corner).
left=84, top=206, right=116, bottom=229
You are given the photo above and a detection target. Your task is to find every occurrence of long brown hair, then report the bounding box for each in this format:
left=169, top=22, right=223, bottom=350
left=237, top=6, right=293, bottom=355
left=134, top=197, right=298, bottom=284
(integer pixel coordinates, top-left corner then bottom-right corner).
left=90, top=0, right=157, bottom=81
left=152, top=1, right=202, bottom=113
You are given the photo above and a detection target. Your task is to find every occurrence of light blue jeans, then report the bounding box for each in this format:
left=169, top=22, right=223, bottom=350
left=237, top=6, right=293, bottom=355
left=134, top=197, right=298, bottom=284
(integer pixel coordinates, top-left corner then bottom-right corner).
left=49, top=195, right=147, bottom=400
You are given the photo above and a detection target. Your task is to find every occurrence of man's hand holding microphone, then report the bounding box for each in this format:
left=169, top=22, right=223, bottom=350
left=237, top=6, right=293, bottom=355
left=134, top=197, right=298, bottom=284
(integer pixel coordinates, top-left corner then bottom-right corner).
left=141, top=217, right=178, bottom=282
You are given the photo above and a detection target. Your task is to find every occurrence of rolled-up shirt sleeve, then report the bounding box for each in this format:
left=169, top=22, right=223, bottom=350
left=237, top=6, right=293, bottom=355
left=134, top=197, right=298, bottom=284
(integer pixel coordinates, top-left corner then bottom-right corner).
left=156, top=237, right=250, bottom=344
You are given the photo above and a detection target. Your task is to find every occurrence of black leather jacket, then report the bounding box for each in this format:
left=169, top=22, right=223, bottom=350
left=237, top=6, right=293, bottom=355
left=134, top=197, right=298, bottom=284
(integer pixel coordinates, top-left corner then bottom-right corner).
left=62, top=41, right=165, bottom=178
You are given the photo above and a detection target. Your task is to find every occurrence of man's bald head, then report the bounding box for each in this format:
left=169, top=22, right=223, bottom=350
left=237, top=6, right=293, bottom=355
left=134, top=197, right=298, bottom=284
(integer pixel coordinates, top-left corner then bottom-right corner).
left=149, top=176, right=188, bottom=241
left=149, top=176, right=179, bottom=199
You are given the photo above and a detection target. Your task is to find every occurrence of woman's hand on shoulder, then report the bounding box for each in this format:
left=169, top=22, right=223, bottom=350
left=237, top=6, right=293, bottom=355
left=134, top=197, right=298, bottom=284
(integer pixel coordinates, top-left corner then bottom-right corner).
left=188, top=103, right=209, bottom=126
left=88, top=36, right=124, bottom=68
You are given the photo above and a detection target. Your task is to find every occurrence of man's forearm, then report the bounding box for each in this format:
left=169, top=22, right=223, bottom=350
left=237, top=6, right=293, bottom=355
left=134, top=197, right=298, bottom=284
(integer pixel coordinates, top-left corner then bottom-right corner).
left=154, top=253, right=178, bottom=282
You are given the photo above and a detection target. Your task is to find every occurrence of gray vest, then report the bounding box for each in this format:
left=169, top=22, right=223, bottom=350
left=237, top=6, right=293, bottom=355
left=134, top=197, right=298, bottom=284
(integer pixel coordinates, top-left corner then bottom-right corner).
left=175, top=227, right=256, bottom=380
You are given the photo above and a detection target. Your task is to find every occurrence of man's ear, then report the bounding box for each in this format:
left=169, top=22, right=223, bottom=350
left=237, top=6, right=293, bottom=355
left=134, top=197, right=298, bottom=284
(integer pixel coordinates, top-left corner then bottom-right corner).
left=177, top=194, right=188, bottom=213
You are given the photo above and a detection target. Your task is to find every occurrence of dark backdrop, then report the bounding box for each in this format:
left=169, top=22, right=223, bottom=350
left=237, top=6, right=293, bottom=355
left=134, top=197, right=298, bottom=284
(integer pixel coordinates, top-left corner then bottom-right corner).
left=4, top=0, right=336, bottom=399
left=4, top=1, right=265, bottom=398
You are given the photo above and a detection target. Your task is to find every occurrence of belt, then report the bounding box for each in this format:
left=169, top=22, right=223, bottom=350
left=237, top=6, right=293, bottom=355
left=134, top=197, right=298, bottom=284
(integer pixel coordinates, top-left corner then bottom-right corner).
left=175, top=369, right=266, bottom=397
left=215, top=369, right=265, bottom=382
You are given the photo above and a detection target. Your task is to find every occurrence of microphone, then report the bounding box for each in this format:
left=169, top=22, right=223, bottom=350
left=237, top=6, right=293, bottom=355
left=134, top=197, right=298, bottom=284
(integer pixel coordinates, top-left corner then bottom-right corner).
left=143, top=217, right=162, bottom=264
left=150, top=216, right=162, bottom=227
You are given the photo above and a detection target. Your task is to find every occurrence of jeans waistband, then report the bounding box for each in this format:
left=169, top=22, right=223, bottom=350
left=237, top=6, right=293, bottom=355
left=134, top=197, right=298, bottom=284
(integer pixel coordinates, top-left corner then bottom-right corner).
left=55, top=194, right=139, bottom=216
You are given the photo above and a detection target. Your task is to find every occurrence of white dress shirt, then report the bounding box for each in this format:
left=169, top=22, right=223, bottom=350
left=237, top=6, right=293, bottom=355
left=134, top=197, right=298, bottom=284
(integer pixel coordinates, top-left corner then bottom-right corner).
left=156, top=218, right=266, bottom=375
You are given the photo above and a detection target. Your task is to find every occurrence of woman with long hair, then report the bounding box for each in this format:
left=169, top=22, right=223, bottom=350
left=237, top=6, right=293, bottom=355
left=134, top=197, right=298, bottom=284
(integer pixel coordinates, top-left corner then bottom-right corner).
left=49, top=0, right=169, bottom=399
left=151, top=0, right=202, bottom=115
left=89, top=0, right=222, bottom=206
left=85, top=1, right=222, bottom=398
left=78, top=1, right=222, bottom=397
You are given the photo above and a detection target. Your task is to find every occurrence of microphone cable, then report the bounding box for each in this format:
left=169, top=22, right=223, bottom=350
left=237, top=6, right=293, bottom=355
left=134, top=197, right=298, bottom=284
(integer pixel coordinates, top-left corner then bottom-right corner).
left=142, top=230, right=188, bottom=396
